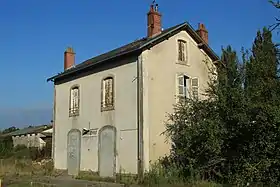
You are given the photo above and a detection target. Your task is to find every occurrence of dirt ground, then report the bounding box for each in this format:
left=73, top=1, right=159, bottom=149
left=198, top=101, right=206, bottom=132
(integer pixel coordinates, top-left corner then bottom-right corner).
left=3, top=176, right=127, bottom=187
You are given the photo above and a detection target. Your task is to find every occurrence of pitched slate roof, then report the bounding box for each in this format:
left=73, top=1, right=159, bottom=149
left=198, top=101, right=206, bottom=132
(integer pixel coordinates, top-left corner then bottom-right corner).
left=47, top=22, right=219, bottom=82
left=0, top=125, right=52, bottom=137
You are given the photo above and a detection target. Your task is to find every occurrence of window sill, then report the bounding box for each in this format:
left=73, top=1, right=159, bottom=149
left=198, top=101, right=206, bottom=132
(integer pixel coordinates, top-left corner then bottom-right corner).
left=69, top=114, right=79, bottom=117
left=176, top=61, right=190, bottom=66
left=69, top=112, right=79, bottom=117
left=101, top=106, right=114, bottom=112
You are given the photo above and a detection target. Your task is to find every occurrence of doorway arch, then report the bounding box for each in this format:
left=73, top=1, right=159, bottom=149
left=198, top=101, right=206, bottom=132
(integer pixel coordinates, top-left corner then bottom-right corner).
left=67, top=129, right=81, bottom=176
left=98, top=125, right=117, bottom=177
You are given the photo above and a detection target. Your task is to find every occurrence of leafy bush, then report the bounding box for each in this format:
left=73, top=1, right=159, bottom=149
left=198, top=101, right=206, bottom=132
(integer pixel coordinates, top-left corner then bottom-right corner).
left=163, top=28, right=280, bottom=185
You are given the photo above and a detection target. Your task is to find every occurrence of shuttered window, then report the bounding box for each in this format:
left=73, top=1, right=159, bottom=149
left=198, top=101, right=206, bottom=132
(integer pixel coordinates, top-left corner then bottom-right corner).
left=69, top=86, right=80, bottom=116
left=101, top=77, right=114, bottom=111
left=178, top=40, right=187, bottom=63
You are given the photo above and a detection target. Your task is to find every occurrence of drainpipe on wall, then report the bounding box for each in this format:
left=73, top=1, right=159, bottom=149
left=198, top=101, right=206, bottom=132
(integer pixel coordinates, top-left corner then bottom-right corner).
left=137, top=54, right=144, bottom=180
left=51, top=84, right=56, bottom=160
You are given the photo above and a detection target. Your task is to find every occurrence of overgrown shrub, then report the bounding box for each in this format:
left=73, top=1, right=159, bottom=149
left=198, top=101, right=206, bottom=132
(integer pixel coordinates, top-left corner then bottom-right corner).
left=0, top=140, right=52, bottom=160
left=163, top=28, right=280, bottom=185
left=0, top=136, right=13, bottom=158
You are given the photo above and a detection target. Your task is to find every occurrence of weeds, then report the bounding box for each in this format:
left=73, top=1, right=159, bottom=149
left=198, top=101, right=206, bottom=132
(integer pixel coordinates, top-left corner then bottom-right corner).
left=0, top=158, right=54, bottom=178
left=76, top=162, right=221, bottom=187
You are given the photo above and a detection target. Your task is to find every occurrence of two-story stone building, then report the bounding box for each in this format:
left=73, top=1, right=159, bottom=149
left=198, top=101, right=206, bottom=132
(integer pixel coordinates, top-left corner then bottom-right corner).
left=47, top=3, right=219, bottom=177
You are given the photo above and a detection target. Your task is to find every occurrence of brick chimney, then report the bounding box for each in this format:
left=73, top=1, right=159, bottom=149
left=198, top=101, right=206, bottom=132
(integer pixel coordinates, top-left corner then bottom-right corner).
left=147, top=3, right=162, bottom=38
left=64, top=47, right=75, bottom=71
left=197, top=23, right=208, bottom=44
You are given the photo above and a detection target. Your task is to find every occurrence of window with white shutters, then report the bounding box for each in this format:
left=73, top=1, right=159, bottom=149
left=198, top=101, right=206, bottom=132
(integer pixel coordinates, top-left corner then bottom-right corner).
left=191, top=78, right=199, bottom=100
left=69, top=86, right=80, bottom=116
left=101, top=77, right=114, bottom=111
left=177, top=75, right=189, bottom=101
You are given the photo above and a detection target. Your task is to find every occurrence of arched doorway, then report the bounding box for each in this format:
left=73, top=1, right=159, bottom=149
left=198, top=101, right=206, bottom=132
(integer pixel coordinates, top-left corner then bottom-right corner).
left=98, top=125, right=116, bottom=177
left=67, top=129, right=81, bottom=176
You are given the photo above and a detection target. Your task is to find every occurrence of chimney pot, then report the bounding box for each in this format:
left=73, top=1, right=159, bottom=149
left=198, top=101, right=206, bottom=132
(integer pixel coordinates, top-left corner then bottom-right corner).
left=64, top=47, right=75, bottom=71
left=197, top=23, right=209, bottom=44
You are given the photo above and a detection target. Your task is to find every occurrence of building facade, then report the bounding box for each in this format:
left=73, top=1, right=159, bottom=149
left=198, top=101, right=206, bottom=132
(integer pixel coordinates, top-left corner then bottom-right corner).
left=48, top=3, right=219, bottom=177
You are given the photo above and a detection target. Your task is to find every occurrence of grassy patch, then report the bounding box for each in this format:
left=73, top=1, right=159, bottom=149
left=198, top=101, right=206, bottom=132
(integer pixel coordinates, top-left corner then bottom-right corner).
left=75, top=171, right=116, bottom=183
left=75, top=163, right=223, bottom=187
left=0, top=158, right=55, bottom=186
left=0, top=159, right=54, bottom=177
left=7, top=182, right=56, bottom=187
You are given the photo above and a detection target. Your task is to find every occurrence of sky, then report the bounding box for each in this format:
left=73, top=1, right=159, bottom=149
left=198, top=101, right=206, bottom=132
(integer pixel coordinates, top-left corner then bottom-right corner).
left=0, top=0, right=279, bottom=129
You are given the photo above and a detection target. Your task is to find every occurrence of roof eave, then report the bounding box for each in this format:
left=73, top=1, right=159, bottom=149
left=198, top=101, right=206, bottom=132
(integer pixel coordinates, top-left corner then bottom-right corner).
left=47, top=48, right=142, bottom=82
left=47, top=21, right=219, bottom=82
left=141, top=22, right=219, bottom=61
left=184, top=23, right=219, bottom=61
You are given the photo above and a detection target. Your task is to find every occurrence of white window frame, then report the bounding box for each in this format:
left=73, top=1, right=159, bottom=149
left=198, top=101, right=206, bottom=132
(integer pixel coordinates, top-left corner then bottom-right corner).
left=191, top=77, right=199, bottom=100
left=69, top=86, right=80, bottom=117
left=176, top=73, right=190, bottom=102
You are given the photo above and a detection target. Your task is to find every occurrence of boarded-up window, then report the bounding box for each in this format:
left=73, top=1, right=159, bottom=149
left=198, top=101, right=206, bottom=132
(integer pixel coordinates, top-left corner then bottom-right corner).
left=191, top=78, right=199, bottom=100
left=101, top=77, right=114, bottom=110
left=178, top=40, right=187, bottom=62
left=69, top=86, right=79, bottom=116
left=177, top=75, right=189, bottom=101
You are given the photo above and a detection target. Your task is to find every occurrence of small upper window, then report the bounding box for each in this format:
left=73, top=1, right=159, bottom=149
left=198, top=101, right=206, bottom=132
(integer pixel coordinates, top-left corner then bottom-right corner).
left=178, top=40, right=187, bottom=63
left=69, top=86, right=80, bottom=116
left=101, top=77, right=114, bottom=111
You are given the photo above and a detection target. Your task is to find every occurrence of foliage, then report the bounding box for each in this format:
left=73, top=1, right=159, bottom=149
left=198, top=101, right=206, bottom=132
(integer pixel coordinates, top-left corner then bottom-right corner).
left=0, top=136, right=14, bottom=158
left=163, top=28, right=280, bottom=185
left=0, top=140, right=52, bottom=160
left=0, top=126, right=19, bottom=134
left=270, top=0, right=280, bottom=30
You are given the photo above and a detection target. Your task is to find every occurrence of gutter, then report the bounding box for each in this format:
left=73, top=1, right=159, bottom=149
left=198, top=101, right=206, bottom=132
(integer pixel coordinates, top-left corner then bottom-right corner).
left=51, top=85, right=56, bottom=159
left=137, top=54, right=144, bottom=179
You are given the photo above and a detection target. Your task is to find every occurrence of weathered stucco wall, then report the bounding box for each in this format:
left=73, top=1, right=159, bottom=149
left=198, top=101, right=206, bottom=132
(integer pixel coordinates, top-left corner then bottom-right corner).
left=12, top=133, right=46, bottom=149
left=142, top=30, right=215, bottom=164
left=54, top=56, right=138, bottom=174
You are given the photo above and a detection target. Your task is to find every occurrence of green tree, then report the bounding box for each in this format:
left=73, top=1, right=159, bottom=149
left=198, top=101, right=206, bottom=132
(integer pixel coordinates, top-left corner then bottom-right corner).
left=270, top=0, right=280, bottom=30
left=242, top=27, right=280, bottom=184
left=163, top=28, right=280, bottom=185
left=2, top=126, right=19, bottom=134
left=164, top=46, right=244, bottom=183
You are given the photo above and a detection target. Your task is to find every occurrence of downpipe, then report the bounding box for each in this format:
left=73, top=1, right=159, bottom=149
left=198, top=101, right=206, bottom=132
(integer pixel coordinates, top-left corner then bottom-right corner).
left=137, top=54, right=144, bottom=180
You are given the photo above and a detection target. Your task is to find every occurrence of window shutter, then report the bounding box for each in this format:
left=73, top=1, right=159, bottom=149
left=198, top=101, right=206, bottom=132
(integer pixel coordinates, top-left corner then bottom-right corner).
left=191, top=78, right=199, bottom=100
left=185, top=42, right=188, bottom=63
left=178, top=40, right=187, bottom=62
left=102, top=77, right=114, bottom=108
left=108, top=78, right=113, bottom=106
left=69, top=87, right=80, bottom=116
left=73, top=88, right=79, bottom=108
left=177, top=75, right=185, bottom=96
left=181, top=42, right=185, bottom=61
left=70, top=89, right=75, bottom=109
left=104, top=79, right=110, bottom=106
left=178, top=41, right=182, bottom=61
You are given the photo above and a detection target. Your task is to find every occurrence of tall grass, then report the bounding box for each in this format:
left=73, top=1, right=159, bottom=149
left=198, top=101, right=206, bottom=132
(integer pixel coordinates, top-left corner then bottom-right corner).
left=76, top=162, right=222, bottom=187
left=0, top=158, right=54, bottom=178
